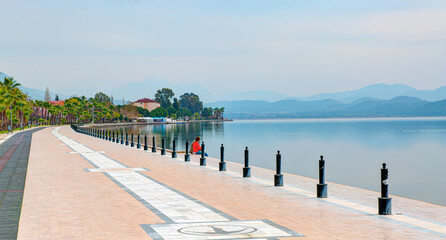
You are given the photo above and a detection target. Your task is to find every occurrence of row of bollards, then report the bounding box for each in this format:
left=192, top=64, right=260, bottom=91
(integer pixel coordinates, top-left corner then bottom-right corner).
left=73, top=125, right=392, bottom=215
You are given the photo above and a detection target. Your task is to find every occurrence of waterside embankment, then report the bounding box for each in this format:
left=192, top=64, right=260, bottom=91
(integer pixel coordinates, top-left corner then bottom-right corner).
left=16, top=125, right=446, bottom=239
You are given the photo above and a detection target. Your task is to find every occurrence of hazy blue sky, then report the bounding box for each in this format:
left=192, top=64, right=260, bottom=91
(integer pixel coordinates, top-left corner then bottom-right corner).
left=1, top=0, right=445, bottom=96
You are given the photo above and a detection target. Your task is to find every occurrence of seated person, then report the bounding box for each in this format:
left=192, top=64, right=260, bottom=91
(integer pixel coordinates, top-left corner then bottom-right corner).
left=191, top=136, right=208, bottom=156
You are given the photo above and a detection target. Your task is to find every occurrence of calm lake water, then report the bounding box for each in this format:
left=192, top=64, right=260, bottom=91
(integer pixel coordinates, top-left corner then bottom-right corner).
left=112, top=117, right=446, bottom=206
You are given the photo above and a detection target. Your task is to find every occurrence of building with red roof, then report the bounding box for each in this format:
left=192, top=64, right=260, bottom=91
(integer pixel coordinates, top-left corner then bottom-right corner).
left=49, top=100, right=65, bottom=106
left=132, top=98, right=160, bottom=111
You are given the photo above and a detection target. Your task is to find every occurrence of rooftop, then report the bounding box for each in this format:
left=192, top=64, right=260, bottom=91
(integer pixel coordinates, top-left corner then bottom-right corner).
left=49, top=100, right=65, bottom=106
left=134, top=98, right=158, bottom=103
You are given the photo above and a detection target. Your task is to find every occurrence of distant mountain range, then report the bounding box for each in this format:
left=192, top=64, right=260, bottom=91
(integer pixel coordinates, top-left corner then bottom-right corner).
left=298, top=84, right=446, bottom=103
left=205, top=97, right=446, bottom=119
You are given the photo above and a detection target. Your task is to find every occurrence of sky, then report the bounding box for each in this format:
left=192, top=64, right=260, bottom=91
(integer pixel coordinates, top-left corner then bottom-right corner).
left=0, top=0, right=445, bottom=98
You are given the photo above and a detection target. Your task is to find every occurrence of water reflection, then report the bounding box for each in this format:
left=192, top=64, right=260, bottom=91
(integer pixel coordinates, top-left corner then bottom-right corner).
left=104, top=118, right=446, bottom=206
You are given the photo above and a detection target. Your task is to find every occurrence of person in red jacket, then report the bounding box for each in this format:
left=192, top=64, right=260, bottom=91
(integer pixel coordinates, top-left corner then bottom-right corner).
left=191, top=136, right=208, bottom=156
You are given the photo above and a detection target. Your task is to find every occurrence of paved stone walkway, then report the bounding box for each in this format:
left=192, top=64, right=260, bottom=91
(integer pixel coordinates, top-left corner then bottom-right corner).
left=17, top=126, right=446, bottom=239
left=0, top=128, right=42, bottom=240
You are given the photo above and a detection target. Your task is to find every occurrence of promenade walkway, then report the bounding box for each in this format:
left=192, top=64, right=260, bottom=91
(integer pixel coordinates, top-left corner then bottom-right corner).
left=0, top=128, right=42, bottom=240
left=16, top=126, right=446, bottom=239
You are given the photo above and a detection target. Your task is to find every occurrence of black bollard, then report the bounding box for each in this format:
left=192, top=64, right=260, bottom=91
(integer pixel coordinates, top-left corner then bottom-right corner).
left=378, top=163, right=392, bottom=215
left=121, top=132, right=124, bottom=144
left=125, top=133, right=129, bottom=146
left=152, top=136, right=156, bottom=153
left=161, top=137, right=166, bottom=155
left=219, top=144, right=226, bottom=171
left=112, top=131, right=115, bottom=142
left=144, top=135, right=148, bottom=151
left=243, top=147, right=251, bottom=177
left=172, top=138, right=177, bottom=158
left=200, top=142, right=206, bottom=166
left=137, top=135, right=141, bottom=149
left=102, top=130, right=105, bottom=139
left=184, top=140, right=190, bottom=162
left=317, top=155, right=327, bottom=197
left=131, top=134, right=135, bottom=147
left=108, top=131, right=112, bottom=141
left=274, top=151, right=283, bottom=186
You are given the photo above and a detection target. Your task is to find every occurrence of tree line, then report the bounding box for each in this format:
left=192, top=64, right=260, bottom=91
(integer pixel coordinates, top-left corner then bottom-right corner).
left=0, top=77, right=225, bottom=131
left=145, top=88, right=225, bottom=120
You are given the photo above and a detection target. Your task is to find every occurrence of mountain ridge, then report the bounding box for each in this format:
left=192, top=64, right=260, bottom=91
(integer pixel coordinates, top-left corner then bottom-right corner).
left=205, top=96, right=446, bottom=119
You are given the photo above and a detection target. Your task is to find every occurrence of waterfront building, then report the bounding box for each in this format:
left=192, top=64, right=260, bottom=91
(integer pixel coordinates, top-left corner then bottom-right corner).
left=132, top=98, right=160, bottom=111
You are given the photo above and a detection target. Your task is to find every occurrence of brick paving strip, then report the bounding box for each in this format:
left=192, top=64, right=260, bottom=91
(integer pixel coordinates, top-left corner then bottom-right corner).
left=18, top=126, right=446, bottom=239
left=0, top=128, right=42, bottom=240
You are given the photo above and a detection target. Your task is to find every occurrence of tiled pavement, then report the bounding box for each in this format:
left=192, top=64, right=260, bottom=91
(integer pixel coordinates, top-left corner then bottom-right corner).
left=0, top=128, right=42, bottom=240
left=17, top=126, right=446, bottom=239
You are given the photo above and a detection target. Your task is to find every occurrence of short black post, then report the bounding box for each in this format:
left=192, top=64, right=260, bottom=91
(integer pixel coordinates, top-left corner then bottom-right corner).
left=131, top=134, right=134, bottom=147
left=108, top=131, right=112, bottom=141
left=317, top=155, right=327, bottom=197
left=161, top=137, right=166, bottom=155
left=200, top=142, right=206, bottom=166
left=144, top=135, right=148, bottom=150
left=125, top=133, right=129, bottom=146
left=152, top=136, right=156, bottom=153
left=184, top=140, right=190, bottom=162
left=243, top=147, right=251, bottom=177
left=274, top=151, right=283, bottom=186
left=105, top=131, right=108, bottom=140
left=121, top=132, right=124, bottom=144
left=137, top=135, right=141, bottom=149
left=378, top=163, right=392, bottom=215
left=172, top=138, right=177, bottom=158
left=112, top=131, right=115, bottom=142
left=102, top=130, right=105, bottom=139
left=219, top=144, right=226, bottom=171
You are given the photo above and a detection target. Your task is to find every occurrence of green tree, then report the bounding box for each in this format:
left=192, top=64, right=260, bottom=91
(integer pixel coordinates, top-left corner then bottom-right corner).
left=178, top=107, right=191, bottom=117
left=172, top=97, right=180, bottom=111
left=213, top=107, right=225, bottom=118
left=166, top=106, right=177, bottom=117
left=155, top=88, right=175, bottom=108
left=150, top=107, right=168, bottom=117
left=94, top=92, right=111, bottom=103
left=201, top=107, right=214, bottom=118
left=179, top=93, right=203, bottom=114
left=137, top=107, right=150, bottom=117
left=113, top=111, right=121, bottom=120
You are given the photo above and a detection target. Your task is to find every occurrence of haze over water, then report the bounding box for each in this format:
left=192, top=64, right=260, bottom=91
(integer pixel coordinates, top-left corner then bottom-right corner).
left=117, top=117, right=446, bottom=206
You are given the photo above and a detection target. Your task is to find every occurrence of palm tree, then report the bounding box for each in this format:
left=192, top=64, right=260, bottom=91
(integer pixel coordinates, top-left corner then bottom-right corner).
left=0, top=77, right=22, bottom=131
